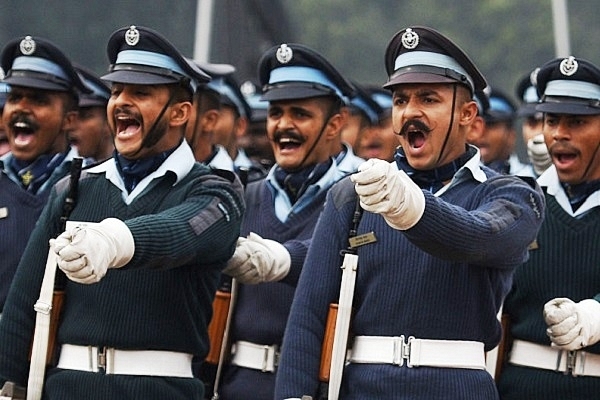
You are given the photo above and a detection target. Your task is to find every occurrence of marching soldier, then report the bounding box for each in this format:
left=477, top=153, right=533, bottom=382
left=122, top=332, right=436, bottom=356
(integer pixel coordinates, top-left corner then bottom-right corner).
left=497, top=56, right=600, bottom=399
left=0, top=35, right=88, bottom=312
left=0, top=25, right=244, bottom=399
left=216, top=43, right=356, bottom=400
left=274, top=26, right=545, bottom=400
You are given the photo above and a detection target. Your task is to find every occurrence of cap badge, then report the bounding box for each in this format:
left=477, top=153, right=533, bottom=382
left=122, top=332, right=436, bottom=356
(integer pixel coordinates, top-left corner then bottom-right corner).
left=19, top=36, right=36, bottom=56
left=529, top=67, right=540, bottom=86
left=276, top=44, right=293, bottom=64
left=125, top=25, right=140, bottom=46
left=401, top=28, right=419, bottom=50
left=559, top=56, right=578, bottom=76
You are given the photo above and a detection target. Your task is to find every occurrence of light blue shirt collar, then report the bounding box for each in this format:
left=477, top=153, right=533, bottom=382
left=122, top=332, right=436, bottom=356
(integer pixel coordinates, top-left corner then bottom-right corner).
left=537, top=165, right=600, bottom=217
left=87, top=140, right=195, bottom=205
left=266, top=158, right=346, bottom=222
left=207, top=144, right=234, bottom=171
left=434, top=144, right=487, bottom=196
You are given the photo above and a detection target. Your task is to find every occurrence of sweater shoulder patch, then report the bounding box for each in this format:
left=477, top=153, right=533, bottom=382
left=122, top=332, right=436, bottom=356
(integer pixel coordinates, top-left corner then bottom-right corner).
left=330, top=176, right=357, bottom=211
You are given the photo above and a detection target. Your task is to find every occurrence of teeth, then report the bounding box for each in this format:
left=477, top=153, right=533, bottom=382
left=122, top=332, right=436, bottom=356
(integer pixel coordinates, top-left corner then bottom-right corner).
left=14, top=122, right=29, bottom=128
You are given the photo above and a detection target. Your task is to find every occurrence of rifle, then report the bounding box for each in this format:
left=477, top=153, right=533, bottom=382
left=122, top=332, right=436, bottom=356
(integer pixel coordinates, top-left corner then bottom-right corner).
left=203, top=168, right=248, bottom=400
left=318, top=198, right=368, bottom=400
left=24, top=157, right=83, bottom=400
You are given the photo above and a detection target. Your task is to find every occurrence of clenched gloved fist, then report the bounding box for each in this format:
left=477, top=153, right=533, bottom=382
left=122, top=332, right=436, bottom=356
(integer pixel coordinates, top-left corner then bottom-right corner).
left=222, top=232, right=291, bottom=284
left=527, top=134, right=552, bottom=176
left=53, top=218, right=135, bottom=284
left=543, top=297, right=600, bottom=351
left=350, top=158, right=425, bottom=230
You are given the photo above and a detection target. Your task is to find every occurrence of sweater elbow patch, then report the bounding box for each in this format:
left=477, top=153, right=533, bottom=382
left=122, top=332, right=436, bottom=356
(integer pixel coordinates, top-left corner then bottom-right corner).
left=481, top=199, right=522, bottom=233
left=189, top=198, right=229, bottom=236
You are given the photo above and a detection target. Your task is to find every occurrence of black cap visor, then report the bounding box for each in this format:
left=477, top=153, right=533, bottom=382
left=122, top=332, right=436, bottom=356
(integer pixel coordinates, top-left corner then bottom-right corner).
left=383, top=65, right=472, bottom=92
left=260, top=81, right=338, bottom=102
left=536, top=96, right=600, bottom=115
left=4, top=71, right=72, bottom=92
left=517, top=103, right=540, bottom=118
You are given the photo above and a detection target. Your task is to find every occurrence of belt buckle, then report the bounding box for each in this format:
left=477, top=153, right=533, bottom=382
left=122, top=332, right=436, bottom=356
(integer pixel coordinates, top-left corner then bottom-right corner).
left=97, top=346, right=107, bottom=373
left=261, top=345, right=279, bottom=373
left=392, top=335, right=415, bottom=367
left=558, top=350, right=580, bottom=377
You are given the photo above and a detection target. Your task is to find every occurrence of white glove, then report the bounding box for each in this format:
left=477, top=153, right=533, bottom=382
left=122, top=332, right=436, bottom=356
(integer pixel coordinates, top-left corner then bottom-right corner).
left=544, top=297, right=600, bottom=351
left=350, top=158, right=425, bottom=230
left=222, top=232, right=291, bottom=284
left=53, top=218, right=135, bottom=284
left=527, top=134, right=552, bottom=176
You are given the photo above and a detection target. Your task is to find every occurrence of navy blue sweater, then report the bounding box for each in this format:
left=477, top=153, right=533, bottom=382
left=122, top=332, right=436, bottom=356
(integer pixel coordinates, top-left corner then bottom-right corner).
left=498, top=192, right=600, bottom=400
left=0, top=156, right=73, bottom=310
left=219, top=177, right=331, bottom=400
left=275, top=171, right=545, bottom=400
left=0, top=161, right=244, bottom=400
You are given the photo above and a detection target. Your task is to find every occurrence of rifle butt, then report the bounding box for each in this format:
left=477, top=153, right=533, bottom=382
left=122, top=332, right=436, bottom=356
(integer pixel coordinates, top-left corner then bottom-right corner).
left=319, top=303, right=338, bottom=382
left=206, top=290, right=232, bottom=364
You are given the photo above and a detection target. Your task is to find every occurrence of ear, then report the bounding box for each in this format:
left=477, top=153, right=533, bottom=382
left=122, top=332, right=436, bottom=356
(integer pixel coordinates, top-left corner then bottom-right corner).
left=324, top=111, right=347, bottom=140
left=169, top=101, right=193, bottom=128
left=458, top=100, right=478, bottom=127
left=234, top=116, right=249, bottom=139
left=201, top=109, right=220, bottom=133
left=466, top=115, right=485, bottom=143
left=61, top=110, right=79, bottom=132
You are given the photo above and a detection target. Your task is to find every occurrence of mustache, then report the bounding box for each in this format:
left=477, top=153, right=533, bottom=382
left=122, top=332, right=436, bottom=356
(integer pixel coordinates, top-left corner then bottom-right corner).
left=9, top=114, right=40, bottom=131
left=271, top=130, right=304, bottom=143
left=113, top=106, right=141, bottom=120
left=398, top=119, right=432, bottom=136
left=548, top=142, right=579, bottom=156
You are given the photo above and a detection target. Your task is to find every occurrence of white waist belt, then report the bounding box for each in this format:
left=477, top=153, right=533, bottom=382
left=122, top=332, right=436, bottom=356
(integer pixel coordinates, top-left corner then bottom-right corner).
left=509, top=339, right=600, bottom=377
left=57, top=344, right=193, bottom=377
left=348, top=335, right=485, bottom=370
left=230, top=340, right=279, bottom=373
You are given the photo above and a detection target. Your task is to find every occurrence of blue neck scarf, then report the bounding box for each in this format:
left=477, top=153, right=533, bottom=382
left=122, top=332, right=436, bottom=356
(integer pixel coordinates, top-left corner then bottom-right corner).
left=394, top=145, right=475, bottom=193
left=561, top=179, right=600, bottom=212
left=274, top=158, right=333, bottom=204
left=9, top=149, right=69, bottom=194
left=114, top=145, right=179, bottom=193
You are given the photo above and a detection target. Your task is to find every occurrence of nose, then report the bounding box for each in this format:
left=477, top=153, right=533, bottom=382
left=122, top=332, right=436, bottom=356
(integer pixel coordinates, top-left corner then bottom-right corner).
left=402, top=96, right=423, bottom=120
left=273, top=111, right=294, bottom=131
left=551, top=118, right=571, bottom=141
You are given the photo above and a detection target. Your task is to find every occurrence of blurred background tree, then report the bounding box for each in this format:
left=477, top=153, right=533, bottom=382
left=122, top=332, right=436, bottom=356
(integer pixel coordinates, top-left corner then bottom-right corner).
left=0, top=0, right=596, bottom=106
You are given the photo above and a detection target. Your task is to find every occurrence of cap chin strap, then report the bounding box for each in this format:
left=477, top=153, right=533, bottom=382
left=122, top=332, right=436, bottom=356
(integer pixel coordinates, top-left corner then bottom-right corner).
left=436, top=84, right=457, bottom=165
left=284, top=99, right=340, bottom=173
left=188, top=93, right=204, bottom=156
left=129, top=88, right=179, bottom=158
left=580, top=139, right=600, bottom=183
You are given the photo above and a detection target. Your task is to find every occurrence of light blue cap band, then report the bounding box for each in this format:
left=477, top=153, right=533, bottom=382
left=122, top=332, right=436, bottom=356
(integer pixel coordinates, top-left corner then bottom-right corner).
left=523, top=86, right=539, bottom=103
left=12, top=56, right=69, bottom=81
left=115, top=50, right=196, bottom=92
left=544, top=80, right=600, bottom=100
left=393, top=51, right=473, bottom=90
left=489, top=97, right=514, bottom=114
left=350, top=96, right=378, bottom=124
left=207, top=77, right=247, bottom=117
left=371, top=92, right=392, bottom=109
left=269, top=66, right=343, bottom=98
left=80, top=77, right=109, bottom=99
